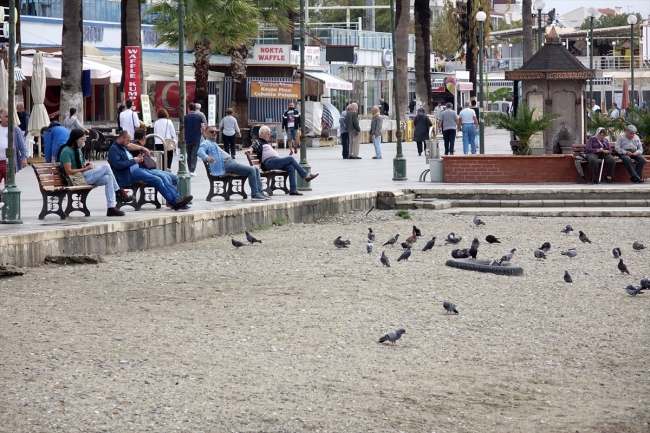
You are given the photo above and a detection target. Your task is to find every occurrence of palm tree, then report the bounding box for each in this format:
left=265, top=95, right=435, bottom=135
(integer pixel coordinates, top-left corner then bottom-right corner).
left=394, top=0, right=409, bottom=117
left=451, top=0, right=490, bottom=99
left=60, top=0, right=83, bottom=124
left=522, top=0, right=534, bottom=61
left=493, top=104, right=560, bottom=155
left=413, top=0, right=431, bottom=112
left=121, top=0, right=142, bottom=96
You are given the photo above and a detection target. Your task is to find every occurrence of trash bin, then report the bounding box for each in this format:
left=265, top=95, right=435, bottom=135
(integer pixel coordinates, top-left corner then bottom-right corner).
left=429, top=158, right=444, bottom=182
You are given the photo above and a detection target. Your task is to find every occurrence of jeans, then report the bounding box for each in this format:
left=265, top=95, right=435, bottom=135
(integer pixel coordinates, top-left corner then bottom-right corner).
left=462, top=124, right=476, bottom=154
left=83, top=165, right=119, bottom=208
left=618, top=154, right=646, bottom=179
left=442, top=129, right=456, bottom=155
left=223, top=134, right=236, bottom=156
left=131, top=168, right=181, bottom=205
left=373, top=135, right=382, bottom=157
left=341, top=132, right=349, bottom=158
left=149, top=168, right=179, bottom=187
left=264, top=156, right=308, bottom=192
left=186, top=141, right=200, bottom=172
left=224, top=159, right=264, bottom=196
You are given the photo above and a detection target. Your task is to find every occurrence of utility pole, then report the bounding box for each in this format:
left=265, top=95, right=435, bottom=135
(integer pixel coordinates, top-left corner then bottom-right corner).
left=177, top=0, right=190, bottom=199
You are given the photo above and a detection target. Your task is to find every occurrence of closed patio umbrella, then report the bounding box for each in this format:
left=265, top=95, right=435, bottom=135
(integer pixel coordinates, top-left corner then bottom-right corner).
left=621, top=79, right=630, bottom=114
left=29, top=52, right=50, bottom=157
left=0, top=59, right=21, bottom=125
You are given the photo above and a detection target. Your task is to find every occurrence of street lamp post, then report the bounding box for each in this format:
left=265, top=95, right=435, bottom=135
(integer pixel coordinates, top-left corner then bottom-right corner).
left=491, top=45, right=495, bottom=59
left=534, top=0, right=546, bottom=51
left=588, top=7, right=598, bottom=107
left=628, top=14, right=637, bottom=107
left=477, top=10, right=486, bottom=155
left=497, top=43, right=502, bottom=58
left=390, top=0, right=406, bottom=180
left=508, top=43, right=512, bottom=59
left=297, top=0, right=313, bottom=190
left=176, top=0, right=191, bottom=198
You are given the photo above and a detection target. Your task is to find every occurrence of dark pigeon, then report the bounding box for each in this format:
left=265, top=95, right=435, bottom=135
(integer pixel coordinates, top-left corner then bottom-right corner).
left=485, top=235, right=501, bottom=244
left=579, top=231, right=591, bottom=244
left=400, top=241, right=411, bottom=250
left=333, top=236, right=349, bottom=249
left=534, top=249, right=547, bottom=260
left=618, top=259, right=630, bottom=275
left=378, top=329, right=406, bottom=345
left=380, top=251, right=391, bottom=267
left=397, top=247, right=412, bottom=262
left=245, top=230, right=262, bottom=245
left=422, top=236, right=436, bottom=251
left=625, top=285, right=646, bottom=296
left=412, top=225, right=422, bottom=237
left=640, top=278, right=650, bottom=289
left=469, top=237, right=480, bottom=259
left=368, top=228, right=376, bottom=242
left=383, top=234, right=400, bottom=247
left=539, top=242, right=551, bottom=252
left=560, top=225, right=574, bottom=234
left=612, top=247, right=622, bottom=258
left=564, top=271, right=573, bottom=283
left=473, top=216, right=485, bottom=226
left=443, top=301, right=459, bottom=314
left=451, top=248, right=470, bottom=259
left=633, top=241, right=646, bottom=251
left=445, top=233, right=462, bottom=245
left=231, top=238, right=245, bottom=249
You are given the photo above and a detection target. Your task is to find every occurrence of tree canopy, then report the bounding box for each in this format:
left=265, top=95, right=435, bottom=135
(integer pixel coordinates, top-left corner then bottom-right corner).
left=579, top=12, right=642, bottom=30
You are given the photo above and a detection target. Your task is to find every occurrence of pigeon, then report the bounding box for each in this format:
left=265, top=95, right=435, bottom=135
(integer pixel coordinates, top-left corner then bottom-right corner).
left=625, top=285, right=646, bottom=296
left=539, top=242, right=551, bottom=252
left=640, top=278, right=650, bottom=289
left=378, top=328, right=406, bottom=345
left=469, top=237, right=480, bottom=259
left=366, top=241, right=374, bottom=255
left=422, top=236, right=436, bottom=251
left=612, top=247, right=622, bottom=258
left=405, top=234, right=417, bottom=246
left=451, top=248, right=470, bottom=259
left=561, top=248, right=578, bottom=258
left=343, top=239, right=351, bottom=246
left=245, top=230, right=262, bottom=245
left=485, top=235, right=501, bottom=244
left=397, top=247, right=412, bottom=262
left=445, top=233, right=462, bottom=245
left=443, top=301, right=459, bottom=314
left=367, top=228, right=376, bottom=242
left=400, top=242, right=411, bottom=250
left=231, top=238, right=245, bottom=249
left=500, top=248, right=516, bottom=263
left=560, top=225, right=574, bottom=234
left=383, top=234, right=399, bottom=247
left=534, top=249, right=547, bottom=260
left=578, top=231, right=591, bottom=244
left=380, top=251, right=391, bottom=267
left=618, top=259, right=630, bottom=275
left=633, top=241, right=646, bottom=251
left=473, top=216, right=485, bottom=226
left=365, top=206, right=375, bottom=216
left=412, top=225, right=422, bottom=237
left=564, top=271, right=573, bottom=283
left=333, top=236, right=349, bottom=249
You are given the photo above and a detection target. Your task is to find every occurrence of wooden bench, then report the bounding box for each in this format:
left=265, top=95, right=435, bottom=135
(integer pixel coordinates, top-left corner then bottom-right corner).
left=107, top=162, right=162, bottom=211
left=572, top=143, right=642, bottom=182
left=32, top=163, right=96, bottom=220
left=245, top=153, right=290, bottom=196
left=203, top=160, right=248, bottom=201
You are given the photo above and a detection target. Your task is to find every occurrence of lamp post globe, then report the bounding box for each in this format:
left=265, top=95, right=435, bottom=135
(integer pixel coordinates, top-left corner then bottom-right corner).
left=628, top=14, right=637, bottom=107
left=476, top=10, right=486, bottom=154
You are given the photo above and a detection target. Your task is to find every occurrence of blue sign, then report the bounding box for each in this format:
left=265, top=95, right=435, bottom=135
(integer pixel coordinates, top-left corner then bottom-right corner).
left=382, top=49, right=393, bottom=69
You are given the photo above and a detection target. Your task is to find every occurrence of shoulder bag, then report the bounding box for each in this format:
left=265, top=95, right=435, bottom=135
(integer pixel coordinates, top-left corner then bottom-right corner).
left=164, top=120, right=177, bottom=151
left=139, top=153, right=157, bottom=170
left=67, top=172, right=87, bottom=186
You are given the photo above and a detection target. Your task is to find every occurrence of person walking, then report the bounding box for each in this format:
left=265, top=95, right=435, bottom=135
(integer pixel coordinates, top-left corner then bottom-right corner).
left=413, top=108, right=432, bottom=156
left=184, top=102, right=205, bottom=176
left=339, top=106, right=349, bottom=159
left=438, top=103, right=460, bottom=155
left=344, top=103, right=361, bottom=159
left=379, top=98, right=389, bottom=116
left=153, top=108, right=177, bottom=171
left=282, top=101, right=301, bottom=155
left=219, top=107, right=241, bottom=159
left=64, top=107, right=89, bottom=134
left=370, top=106, right=383, bottom=159
left=16, top=102, right=29, bottom=139
left=118, top=99, right=139, bottom=137
left=458, top=101, right=478, bottom=154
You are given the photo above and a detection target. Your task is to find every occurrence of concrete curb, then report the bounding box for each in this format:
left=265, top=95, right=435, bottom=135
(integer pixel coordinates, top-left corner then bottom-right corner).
left=440, top=207, right=650, bottom=217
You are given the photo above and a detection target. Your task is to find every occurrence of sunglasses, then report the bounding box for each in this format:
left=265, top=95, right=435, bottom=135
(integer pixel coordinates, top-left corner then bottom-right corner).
left=207, top=130, right=217, bottom=134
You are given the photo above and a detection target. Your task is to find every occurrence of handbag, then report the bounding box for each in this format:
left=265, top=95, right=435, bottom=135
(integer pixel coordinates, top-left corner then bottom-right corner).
left=67, top=172, right=87, bottom=186
left=139, top=153, right=157, bottom=170
left=164, top=120, right=177, bottom=151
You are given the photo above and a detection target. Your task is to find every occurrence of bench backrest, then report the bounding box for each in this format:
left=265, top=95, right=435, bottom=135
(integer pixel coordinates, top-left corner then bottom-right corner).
left=32, top=163, right=68, bottom=189
left=246, top=152, right=261, bottom=169
left=573, top=143, right=620, bottom=157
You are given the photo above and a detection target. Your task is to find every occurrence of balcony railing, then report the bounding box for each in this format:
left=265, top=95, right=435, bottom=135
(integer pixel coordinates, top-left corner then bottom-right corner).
left=575, top=56, right=650, bottom=70
left=19, top=0, right=152, bottom=23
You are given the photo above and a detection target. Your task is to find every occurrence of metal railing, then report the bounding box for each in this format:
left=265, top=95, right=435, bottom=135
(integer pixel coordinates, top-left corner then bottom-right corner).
left=575, top=56, right=650, bottom=70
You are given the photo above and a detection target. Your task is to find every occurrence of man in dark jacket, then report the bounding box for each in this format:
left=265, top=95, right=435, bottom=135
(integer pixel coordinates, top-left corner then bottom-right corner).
left=184, top=102, right=205, bottom=176
left=344, top=103, right=361, bottom=159
left=282, top=101, right=301, bottom=155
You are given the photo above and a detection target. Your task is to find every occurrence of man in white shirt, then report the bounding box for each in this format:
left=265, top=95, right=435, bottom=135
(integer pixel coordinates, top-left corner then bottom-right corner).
left=458, top=101, right=478, bottom=154
left=118, top=99, right=139, bottom=137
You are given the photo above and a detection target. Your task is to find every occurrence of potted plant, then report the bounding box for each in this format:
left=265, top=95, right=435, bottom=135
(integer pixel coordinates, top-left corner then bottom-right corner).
left=634, top=110, right=650, bottom=155
left=493, top=104, right=561, bottom=155
left=587, top=112, right=626, bottom=140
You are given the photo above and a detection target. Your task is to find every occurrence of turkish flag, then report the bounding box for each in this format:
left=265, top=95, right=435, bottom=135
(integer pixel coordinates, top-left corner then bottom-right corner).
left=155, top=82, right=196, bottom=118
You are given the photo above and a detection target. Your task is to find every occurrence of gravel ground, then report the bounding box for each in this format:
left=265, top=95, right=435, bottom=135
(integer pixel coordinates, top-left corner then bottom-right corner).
left=1, top=210, right=649, bottom=433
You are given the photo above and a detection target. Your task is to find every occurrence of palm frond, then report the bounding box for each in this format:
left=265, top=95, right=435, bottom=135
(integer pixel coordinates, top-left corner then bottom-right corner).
left=493, top=104, right=561, bottom=153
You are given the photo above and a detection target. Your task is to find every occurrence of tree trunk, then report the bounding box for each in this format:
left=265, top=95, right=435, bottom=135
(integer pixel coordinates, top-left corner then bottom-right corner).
left=121, top=0, right=142, bottom=102
left=60, top=0, right=83, bottom=124
left=414, top=0, right=431, bottom=112
left=395, top=0, right=409, bottom=120
left=230, top=45, right=249, bottom=128
left=522, top=0, right=534, bottom=62
left=193, top=41, right=211, bottom=112
left=276, top=9, right=295, bottom=45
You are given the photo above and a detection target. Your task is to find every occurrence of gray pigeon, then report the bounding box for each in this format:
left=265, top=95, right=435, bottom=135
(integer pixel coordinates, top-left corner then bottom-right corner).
left=618, top=259, right=630, bottom=275
left=579, top=231, right=591, bottom=244
left=625, top=285, right=646, bottom=296
left=422, top=236, right=436, bottom=251
left=378, top=329, right=406, bottom=345
left=383, top=234, right=400, bottom=247
left=612, top=247, right=622, bottom=258
left=640, top=278, right=650, bottom=289
left=539, top=242, right=551, bottom=252
left=469, top=237, right=480, bottom=259
left=500, top=248, right=516, bottom=262
left=368, top=228, right=376, bottom=242
left=561, top=248, right=578, bottom=258
left=445, top=233, right=462, bottom=245
left=443, top=301, right=459, bottom=314
left=231, top=238, right=245, bottom=249
left=473, top=216, right=485, bottom=226
left=380, top=251, right=391, bottom=267
left=633, top=241, right=646, bottom=251
left=451, top=248, right=470, bottom=259
left=366, top=241, right=374, bottom=255
left=397, top=247, right=412, bottom=262
left=564, top=271, right=573, bottom=283
left=560, top=225, right=574, bottom=234
left=245, top=231, right=262, bottom=245
left=534, top=249, right=547, bottom=260
left=333, top=236, right=349, bottom=249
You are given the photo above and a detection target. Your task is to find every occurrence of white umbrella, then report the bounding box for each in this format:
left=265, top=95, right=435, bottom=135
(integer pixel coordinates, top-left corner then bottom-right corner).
left=29, top=53, right=50, bottom=141
left=0, top=59, right=21, bottom=125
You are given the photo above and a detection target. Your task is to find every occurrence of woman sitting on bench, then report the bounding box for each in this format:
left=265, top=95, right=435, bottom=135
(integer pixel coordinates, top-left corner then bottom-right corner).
left=585, top=127, right=616, bottom=184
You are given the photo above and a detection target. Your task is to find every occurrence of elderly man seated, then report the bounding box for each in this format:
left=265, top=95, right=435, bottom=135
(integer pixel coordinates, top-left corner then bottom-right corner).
left=247, top=125, right=319, bottom=196
left=615, top=124, right=646, bottom=183
left=198, top=125, right=269, bottom=201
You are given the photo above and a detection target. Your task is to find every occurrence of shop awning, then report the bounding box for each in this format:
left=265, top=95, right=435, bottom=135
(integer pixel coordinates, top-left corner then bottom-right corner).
left=20, top=55, right=122, bottom=85
left=305, top=71, right=353, bottom=91
left=85, top=55, right=224, bottom=82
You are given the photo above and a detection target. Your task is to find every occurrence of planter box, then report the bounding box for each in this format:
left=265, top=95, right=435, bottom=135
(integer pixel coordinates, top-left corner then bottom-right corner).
left=305, top=137, right=320, bottom=147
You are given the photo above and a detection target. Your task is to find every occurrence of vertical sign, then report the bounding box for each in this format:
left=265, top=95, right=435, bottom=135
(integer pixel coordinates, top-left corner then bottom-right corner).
left=208, top=94, right=216, bottom=127
left=124, top=46, right=141, bottom=111
left=140, top=95, right=152, bottom=127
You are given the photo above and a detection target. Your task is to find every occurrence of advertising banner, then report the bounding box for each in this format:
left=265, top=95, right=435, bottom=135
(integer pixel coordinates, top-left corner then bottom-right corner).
left=124, top=45, right=141, bottom=111
left=250, top=81, right=301, bottom=99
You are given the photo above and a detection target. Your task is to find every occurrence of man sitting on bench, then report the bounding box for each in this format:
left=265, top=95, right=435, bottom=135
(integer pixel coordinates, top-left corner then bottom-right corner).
left=615, top=124, right=646, bottom=183
left=247, top=126, right=319, bottom=196
left=108, top=131, right=193, bottom=210
left=586, top=127, right=616, bottom=184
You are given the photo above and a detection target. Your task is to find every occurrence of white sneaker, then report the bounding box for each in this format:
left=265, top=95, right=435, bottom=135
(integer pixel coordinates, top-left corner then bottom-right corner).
left=189, top=172, right=196, bottom=177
